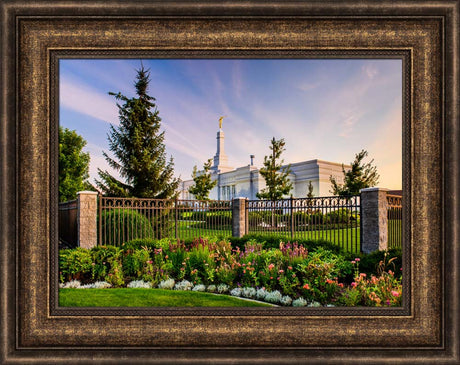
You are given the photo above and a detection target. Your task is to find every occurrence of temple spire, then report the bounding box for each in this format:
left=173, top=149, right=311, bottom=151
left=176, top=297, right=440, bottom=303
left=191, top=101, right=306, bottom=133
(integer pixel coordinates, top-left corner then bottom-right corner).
left=211, top=117, right=233, bottom=173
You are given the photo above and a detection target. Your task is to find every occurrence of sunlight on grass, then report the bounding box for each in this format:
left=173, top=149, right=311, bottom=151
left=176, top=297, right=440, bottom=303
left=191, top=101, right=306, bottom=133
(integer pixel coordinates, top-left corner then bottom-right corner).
left=59, top=288, right=272, bottom=307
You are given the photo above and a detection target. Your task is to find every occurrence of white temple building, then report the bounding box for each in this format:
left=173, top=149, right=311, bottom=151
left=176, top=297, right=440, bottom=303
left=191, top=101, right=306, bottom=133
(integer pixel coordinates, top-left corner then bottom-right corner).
left=178, top=124, right=349, bottom=201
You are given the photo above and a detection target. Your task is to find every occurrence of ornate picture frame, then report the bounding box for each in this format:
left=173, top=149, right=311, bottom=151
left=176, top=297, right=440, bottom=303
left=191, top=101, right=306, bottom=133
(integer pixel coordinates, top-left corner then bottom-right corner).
left=1, top=1, right=458, bottom=363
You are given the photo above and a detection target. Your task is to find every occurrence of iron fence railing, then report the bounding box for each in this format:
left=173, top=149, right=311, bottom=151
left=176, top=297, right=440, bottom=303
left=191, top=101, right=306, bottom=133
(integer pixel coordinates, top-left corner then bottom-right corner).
left=98, top=196, right=232, bottom=246
left=387, top=194, right=402, bottom=249
left=246, top=196, right=361, bottom=253
left=58, top=199, right=78, bottom=247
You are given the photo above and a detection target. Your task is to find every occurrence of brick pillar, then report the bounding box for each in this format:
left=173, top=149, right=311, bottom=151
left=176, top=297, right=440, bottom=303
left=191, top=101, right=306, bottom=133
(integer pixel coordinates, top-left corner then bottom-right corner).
left=232, top=198, right=248, bottom=238
left=360, top=187, right=389, bottom=254
left=77, top=191, right=98, bottom=249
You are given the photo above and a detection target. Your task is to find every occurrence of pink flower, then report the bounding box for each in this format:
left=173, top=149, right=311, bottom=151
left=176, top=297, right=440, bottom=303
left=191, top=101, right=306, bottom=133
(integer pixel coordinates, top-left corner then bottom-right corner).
left=278, top=269, right=284, bottom=273
left=391, top=291, right=400, bottom=297
left=268, top=264, right=275, bottom=270
left=359, top=273, right=366, bottom=277
left=288, top=266, right=293, bottom=270
left=351, top=261, right=356, bottom=264
left=351, top=282, right=357, bottom=288
left=91, top=262, right=96, bottom=266
left=355, top=258, right=360, bottom=262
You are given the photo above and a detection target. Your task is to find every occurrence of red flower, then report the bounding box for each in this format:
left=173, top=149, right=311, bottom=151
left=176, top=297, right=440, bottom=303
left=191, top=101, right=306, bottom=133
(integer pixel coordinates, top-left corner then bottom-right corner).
left=303, top=284, right=310, bottom=290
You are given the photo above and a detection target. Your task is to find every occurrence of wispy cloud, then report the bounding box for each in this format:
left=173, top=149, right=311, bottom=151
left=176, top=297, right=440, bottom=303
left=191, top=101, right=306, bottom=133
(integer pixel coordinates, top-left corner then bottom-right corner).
left=60, top=76, right=119, bottom=124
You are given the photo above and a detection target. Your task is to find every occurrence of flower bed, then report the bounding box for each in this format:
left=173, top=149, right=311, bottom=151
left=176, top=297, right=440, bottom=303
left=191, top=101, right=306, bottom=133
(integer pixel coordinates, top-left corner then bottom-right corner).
left=59, top=237, right=402, bottom=307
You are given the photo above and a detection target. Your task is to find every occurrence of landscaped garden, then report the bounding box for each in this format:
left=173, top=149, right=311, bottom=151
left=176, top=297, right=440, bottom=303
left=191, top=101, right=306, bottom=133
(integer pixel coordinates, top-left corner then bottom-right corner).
left=59, top=234, right=402, bottom=307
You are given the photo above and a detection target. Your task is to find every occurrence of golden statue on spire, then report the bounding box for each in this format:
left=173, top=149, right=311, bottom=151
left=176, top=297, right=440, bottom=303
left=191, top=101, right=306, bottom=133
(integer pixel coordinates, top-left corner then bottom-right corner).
left=219, top=116, right=226, bottom=129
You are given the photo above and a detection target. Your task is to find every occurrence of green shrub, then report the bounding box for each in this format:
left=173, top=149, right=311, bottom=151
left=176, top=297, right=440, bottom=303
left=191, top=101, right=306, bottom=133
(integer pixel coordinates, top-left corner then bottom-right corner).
left=122, top=238, right=157, bottom=251
left=326, top=208, right=352, bottom=224
left=59, top=248, right=93, bottom=283
left=99, top=209, right=154, bottom=246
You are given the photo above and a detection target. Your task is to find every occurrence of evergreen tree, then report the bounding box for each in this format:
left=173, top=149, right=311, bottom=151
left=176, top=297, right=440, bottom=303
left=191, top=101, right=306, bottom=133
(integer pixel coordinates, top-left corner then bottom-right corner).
left=330, top=149, right=380, bottom=197
left=256, top=137, right=293, bottom=200
left=59, top=126, right=91, bottom=202
left=188, top=159, right=217, bottom=200
left=306, top=180, right=314, bottom=199
left=96, top=66, right=179, bottom=198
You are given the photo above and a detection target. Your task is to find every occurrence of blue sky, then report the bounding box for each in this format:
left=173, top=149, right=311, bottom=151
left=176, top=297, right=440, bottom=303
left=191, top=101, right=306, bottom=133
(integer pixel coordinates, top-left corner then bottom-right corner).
left=60, top=58, right=402, bottom=190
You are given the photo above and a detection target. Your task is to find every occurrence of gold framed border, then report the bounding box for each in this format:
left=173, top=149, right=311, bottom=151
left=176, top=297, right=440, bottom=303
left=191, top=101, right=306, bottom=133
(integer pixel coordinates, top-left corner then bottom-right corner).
left=1, top=1, right=458, bottom=363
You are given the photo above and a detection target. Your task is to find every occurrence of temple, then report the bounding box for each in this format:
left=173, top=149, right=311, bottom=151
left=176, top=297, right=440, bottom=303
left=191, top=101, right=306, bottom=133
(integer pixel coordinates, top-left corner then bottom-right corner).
left=179, top=122, right=349, bottom=200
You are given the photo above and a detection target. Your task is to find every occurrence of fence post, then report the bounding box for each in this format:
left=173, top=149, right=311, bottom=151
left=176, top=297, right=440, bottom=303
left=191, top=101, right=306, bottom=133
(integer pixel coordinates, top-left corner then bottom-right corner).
left=98, top=193, right=102, bottom=246
left=232, top=197, right=247, bottom=238
left=174, top=197, right=178, bottom=239
left=290, top=196, right=294, bottom=240
left=360, top=187, right=389, bottom=254
left=76, top=191, right=98, bottom=249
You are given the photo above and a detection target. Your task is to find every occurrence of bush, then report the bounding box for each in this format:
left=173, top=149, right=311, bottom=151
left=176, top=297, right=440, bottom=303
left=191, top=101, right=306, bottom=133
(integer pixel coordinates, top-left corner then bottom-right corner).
left=59, top=248, right=93, bottom=283
left=122, top=238, right=157, bottom=251
left=99, top=209, right=154, bottom=246
left=326, top=208, right=352, bottom=224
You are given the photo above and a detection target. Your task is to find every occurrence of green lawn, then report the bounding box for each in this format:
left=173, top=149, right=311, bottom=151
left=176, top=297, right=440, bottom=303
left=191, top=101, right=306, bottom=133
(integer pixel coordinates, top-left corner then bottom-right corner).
left=59, top=288, right=272, bottom=307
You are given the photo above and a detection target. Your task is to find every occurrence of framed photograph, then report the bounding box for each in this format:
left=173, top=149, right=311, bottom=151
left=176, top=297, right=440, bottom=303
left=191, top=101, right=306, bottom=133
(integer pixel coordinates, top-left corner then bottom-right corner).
left=1, top=1, right=458, bottom=363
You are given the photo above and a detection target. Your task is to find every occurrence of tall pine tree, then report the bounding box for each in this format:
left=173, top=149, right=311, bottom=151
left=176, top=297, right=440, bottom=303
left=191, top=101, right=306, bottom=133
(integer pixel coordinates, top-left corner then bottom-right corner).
left=329, top=149, right=379, bottom=197
left=96, top=66, right=179, bottom=198
left=256, top=137, right=293, bottom=201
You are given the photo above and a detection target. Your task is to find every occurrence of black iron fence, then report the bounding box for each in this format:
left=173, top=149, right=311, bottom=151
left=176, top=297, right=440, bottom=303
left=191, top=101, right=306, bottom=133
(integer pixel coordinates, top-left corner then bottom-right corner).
left=246, top=196, right=361, bottom=253
left=58, top=199, right=78, bottom=247
left=387, top=194, right=402, bottom=249
left=58, top=192, right=401, bottom=254
left=98, top=196, right=232, bottom=246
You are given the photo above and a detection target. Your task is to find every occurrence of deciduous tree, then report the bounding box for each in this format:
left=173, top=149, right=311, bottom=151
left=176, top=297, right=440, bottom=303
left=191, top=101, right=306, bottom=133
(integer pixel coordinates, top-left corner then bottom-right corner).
left=59, top=126, right=91, bottom=202
left=188, top=159, right=217, bottom=200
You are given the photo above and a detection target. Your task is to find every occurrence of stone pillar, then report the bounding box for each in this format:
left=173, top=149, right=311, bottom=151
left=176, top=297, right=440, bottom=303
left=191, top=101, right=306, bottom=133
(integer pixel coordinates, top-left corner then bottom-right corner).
left=77, top=191, right=98, bottom=249
left=360, top=187, right=389, bottom=254
left=232, top=197, right=248, bottom=238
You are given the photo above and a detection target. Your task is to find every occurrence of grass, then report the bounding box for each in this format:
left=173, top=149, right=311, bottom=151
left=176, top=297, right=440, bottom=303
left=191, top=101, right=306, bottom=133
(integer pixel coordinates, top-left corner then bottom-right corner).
left=59, top=288, right=272, bottom=307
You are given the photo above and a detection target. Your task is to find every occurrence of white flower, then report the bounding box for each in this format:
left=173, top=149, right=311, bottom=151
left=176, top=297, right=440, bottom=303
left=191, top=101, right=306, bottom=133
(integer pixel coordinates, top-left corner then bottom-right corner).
left=174, top=280, right=193, bottom=291
left=127, top=280, right=152, bottom=288
left=292, top=297, right=308, bottom=307
left=62, top=280, right=81, bottom=288
left=206, top=285, right=217, bottom=293
left=192, top=284, right=206, bottom=292
left=230, top=288, right=242, bottom=297
left=217, top=284, right=229, bottom=294
left=242, top=287, right=257, bottom=299
left=158, top=278, right=175, bottom=290
left=280, top=295, right=293, bottom=306
left=256, top=288, right=268, bottom=300
left=264, top=290, right=282, bottom=304
left=307, top=301, right=322, bottom=307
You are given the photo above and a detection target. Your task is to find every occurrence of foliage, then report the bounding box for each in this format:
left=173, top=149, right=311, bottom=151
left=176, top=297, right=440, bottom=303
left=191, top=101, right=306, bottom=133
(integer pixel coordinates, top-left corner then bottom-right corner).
left=99, top=209, right=154, bottom=246
left=96, top=66, right=179, bottom=198
left=58, top=127, right=91, bottom=202
left=336, top=255, right=402, bottom=306
left=59, top=237, right=402, bottom=307
left=256, top=137, right=293, bottom=200
left=59, top=248, right=93, bottom=283
left=330, top=149, right=379, bottom=197
left=188, top=159, right=217, bottom=200
left=306, top=180, right=314, bottom=199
